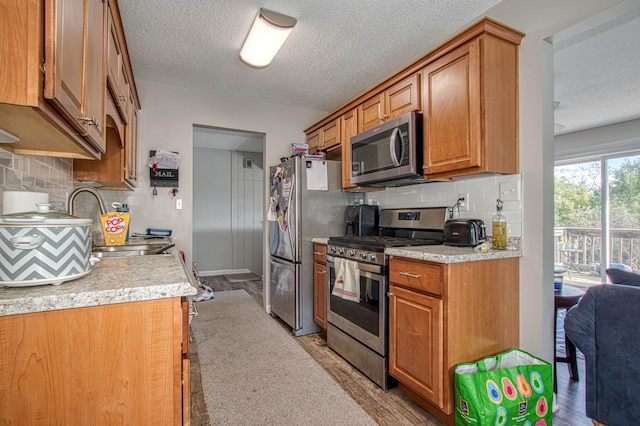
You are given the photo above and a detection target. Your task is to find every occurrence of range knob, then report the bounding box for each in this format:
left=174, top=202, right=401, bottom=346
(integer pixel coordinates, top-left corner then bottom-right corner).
left=347, top=249, right=355, bottom=257
left=359, top=252, right=367, bottom=259
left=329, top=247, right=336, bottom=254
left=337, top=247, right=345, bottom=255
left=368, top=253, right=377, bottom=262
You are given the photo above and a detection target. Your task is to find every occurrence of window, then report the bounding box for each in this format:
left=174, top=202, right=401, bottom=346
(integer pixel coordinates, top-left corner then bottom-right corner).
left=554, top=153, right=640, bottom=287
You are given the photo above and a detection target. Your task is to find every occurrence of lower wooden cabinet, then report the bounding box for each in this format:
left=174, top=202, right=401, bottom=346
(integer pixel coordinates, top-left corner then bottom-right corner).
left=0, top=297, right=189, bottom=425
left=389, top=284, right=444, bottom=408
left=388, top=256, right=519, bottom=424
left=313, top=243, right=328, bottom=329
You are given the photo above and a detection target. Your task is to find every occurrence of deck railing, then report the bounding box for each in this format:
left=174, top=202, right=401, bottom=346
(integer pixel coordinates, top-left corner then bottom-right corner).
left=555, top=227, right=640, bottom=273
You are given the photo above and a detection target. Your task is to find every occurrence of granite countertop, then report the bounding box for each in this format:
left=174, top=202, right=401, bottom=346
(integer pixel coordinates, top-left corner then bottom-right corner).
left=0, top=248, right=197, bottom=317
left=386, top=239, right=522, bottom=264
left=311, top=237, right=330, bottom=244
left=311, top=236, right=522, bottom=264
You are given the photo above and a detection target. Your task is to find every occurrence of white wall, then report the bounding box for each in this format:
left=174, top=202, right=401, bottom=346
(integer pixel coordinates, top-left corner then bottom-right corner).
left=112, top=79, right=327, bottom=305
left=487, top=0, right=622, bottom=361
left=192, top=148, right=264, bottom=276
left=193, top=147, right=232, bottom=273
left=230, top=151, right=264, bottom=277
left=366, top=174, right=523, bottom=238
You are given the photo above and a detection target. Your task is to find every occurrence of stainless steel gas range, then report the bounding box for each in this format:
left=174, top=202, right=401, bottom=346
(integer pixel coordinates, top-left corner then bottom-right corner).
left=326, top=207, right=448, bottom=389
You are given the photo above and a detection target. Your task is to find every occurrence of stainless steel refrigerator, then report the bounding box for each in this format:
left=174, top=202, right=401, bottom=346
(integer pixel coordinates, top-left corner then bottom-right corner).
left=268, top=156, right=351, bottom=336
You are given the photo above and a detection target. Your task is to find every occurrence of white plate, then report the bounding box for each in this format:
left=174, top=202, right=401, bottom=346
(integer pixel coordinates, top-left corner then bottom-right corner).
left=0, top=269, right=91, bottom=287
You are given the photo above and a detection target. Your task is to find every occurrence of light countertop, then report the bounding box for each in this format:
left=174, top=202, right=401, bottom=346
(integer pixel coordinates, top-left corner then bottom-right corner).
left=0, top=249, right=197, bottom=317
left=312, top=237, right=521, bottom=264
left=386, top=242, right=521, bottom=264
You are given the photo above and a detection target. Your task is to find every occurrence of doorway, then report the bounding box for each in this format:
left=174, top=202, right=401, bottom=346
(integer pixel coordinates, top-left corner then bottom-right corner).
left=192, top=125, right=265, bottom=277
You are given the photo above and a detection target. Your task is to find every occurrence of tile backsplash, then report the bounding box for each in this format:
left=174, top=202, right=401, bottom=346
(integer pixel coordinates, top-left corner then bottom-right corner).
left=0, top=148, right=74, bottom=212
left=365, top=174, right=523, bottom=237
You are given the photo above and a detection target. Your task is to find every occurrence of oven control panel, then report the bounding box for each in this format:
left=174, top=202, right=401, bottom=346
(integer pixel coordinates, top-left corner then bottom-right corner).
left=328, top=245, right=384, bottom=266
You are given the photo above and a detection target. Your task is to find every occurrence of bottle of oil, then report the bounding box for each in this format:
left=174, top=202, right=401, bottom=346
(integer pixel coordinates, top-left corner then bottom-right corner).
left=492, top=199, right=507, bottom=250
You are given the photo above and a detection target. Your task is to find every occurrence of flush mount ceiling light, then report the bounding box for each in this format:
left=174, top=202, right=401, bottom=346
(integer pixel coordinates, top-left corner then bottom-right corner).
left=240, top=8, right=296, bottom=68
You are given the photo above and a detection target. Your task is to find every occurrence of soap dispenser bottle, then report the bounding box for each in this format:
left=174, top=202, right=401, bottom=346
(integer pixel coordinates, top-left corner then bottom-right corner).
left=492, top=199, right=507, bottom=250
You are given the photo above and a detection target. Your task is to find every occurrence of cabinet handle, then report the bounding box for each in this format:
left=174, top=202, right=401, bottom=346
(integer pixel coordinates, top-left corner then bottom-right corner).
left=79, top=116, right=98, bottom=127
left=422, top=165, right=428, bottom=170
left=387, top=292, right=394, bottom=297
left=118, top=94, right=126, bottom=102
left=313, top=252, right=324, bottom=255
left=399, top=271, right=421, bottom=279
left=318, top=271, right=326, bottom=275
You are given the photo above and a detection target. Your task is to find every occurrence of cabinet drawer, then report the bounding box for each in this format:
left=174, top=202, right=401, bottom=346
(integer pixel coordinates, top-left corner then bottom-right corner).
left=313, top=244, right=327, bottom=263
left=389, top=258, right=442, bottom=296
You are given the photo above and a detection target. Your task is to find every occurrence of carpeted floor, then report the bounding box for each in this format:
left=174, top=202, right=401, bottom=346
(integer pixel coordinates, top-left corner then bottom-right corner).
left=191, top=290, right=376, bottom=425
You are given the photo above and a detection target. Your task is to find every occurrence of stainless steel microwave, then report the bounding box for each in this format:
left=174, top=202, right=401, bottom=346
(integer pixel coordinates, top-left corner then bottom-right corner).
left=350, top=111, right=423, bottom=187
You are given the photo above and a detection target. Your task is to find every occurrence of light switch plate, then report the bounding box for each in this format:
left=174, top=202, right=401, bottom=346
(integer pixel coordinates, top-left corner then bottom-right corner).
left=499, top=181, right=521, bottom=201
left=176, top=199, right=183, bottom=210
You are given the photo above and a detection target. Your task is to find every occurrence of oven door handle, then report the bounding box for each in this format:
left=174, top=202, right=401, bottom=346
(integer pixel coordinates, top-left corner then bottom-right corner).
left=327, top=255, right=383, bottom=275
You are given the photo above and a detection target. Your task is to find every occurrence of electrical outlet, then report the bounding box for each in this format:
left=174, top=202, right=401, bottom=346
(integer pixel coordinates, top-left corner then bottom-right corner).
left=499, top=181, right=521, bottom=201
left=176, top=199, right=183, bottom=210
left=457, top=193, right=469, bottom=211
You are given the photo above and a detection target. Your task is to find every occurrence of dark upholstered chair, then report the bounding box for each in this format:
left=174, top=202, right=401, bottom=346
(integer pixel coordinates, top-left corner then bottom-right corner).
left=564, top=269, right=640, bottom=426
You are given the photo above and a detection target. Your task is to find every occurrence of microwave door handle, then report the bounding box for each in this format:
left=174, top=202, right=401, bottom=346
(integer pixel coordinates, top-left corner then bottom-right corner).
left=389, top=127, right=401, bottom=167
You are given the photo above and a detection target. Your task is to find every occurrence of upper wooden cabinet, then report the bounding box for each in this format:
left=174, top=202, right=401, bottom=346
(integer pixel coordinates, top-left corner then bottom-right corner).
left=358, top=74, right=421, bottom=132
left=422, top=28, right=522, bottom=179
left=306, top=117, right=341, bottom=154
left=340, top=108, right=358, bottom=190
left=44, top=0, right=107, bottom=153
left=0, top=0, right=139, bottom=166
left=0, top=0, right=102, bottom=159
left=106, top=4, right=129, bottom=124
left=126, top=88, right=139, bottom=186
left=304, top=18, right=523, bottom=186
left=73, top=0, right=140, bottom=189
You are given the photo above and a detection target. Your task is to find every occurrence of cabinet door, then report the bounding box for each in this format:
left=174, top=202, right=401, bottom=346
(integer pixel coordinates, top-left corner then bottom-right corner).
left=320, top=118, right=341, bottom=151
left=106, top=6, right=129, bottom=124
left=422, top=40, right=481, bottom=176
left=45, top=0, right=106, bottom=153
left=385, top=73, right=421, bottom=120
left=388, top=284, right=445, bottom=410
left=313, top=261, right=327, bottom=329
left=0, top=298, right=183, bottom=424
left=340, top=108, right=358, bottom=189
left=84, top=0, right=106, bottom=149
left=358, top=93, right=385, bottom=132
left=106, top=8, right=122, bottom=98
left=126, top=89, right=138, bottom=185
left=306, top=129, right=320, bottom=153
left=44, top=0, right=84, bottom=127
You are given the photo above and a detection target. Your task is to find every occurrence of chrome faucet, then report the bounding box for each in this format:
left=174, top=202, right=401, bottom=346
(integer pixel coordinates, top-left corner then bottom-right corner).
left=68, top=187, right=108, bottom=216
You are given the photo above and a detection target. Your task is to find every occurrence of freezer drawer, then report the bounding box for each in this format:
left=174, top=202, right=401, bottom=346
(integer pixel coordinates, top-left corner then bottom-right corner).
left=269, top=256, right=299, bottom=331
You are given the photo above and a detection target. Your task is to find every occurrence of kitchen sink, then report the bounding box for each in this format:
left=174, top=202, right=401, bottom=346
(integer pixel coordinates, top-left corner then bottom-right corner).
left=91, top=243, right=174, bottom=258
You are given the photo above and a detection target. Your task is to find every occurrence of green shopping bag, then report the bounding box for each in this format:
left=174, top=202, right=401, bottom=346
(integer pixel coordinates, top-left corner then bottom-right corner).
left=454, top=348, right=553, bottom=426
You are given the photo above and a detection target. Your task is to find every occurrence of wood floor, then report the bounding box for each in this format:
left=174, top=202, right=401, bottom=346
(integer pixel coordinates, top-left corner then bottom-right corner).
left=189, top=276, right=592, bottom=425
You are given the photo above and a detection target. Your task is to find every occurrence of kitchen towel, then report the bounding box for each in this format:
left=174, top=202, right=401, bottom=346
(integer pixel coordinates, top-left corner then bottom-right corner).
left=332, top=257, right=360, bottom=302
left=305, top=159, right=328, bottom=191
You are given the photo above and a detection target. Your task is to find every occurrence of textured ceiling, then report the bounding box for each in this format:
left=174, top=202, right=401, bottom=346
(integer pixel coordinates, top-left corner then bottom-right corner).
left=553, top=3, right=640, bottom=135
left=118, top=0, right=640, bottom=144
left=118, top=0, right=502, bottom=113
